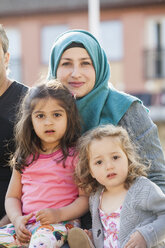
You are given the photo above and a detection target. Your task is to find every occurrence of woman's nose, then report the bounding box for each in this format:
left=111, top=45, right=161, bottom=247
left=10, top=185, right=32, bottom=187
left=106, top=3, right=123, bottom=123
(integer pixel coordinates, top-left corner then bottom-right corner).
left=71, top=65, right=81, bottom=77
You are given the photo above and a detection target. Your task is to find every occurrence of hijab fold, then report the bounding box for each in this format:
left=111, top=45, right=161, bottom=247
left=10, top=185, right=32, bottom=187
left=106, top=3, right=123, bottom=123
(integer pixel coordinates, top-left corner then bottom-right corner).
left=48, top=29, right=141, bottom=133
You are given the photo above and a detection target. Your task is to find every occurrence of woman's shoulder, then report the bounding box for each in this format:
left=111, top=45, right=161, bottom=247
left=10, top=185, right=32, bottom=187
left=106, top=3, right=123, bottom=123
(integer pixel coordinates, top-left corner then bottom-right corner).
left=121, top=101, right=149, bottom=120
left=119, top=101, right=154, bottom=136
left=104, top=86, right=142, bottom=126
left=108, top=85, right=142, bottom=108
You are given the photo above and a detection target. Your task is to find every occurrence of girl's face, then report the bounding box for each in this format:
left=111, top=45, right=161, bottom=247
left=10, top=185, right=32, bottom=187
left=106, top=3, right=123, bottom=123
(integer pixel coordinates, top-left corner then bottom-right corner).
left=89, top=136, right=128, bottom=192
left=56, top=47, right=96, bottom=98
left=31, top=97, right=67, bottom=154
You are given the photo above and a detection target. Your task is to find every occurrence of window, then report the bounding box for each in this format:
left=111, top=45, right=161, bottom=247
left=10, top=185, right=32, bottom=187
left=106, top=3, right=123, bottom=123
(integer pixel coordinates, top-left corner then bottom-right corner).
left=100, top=21, right=123, bottom=61
left=144, top=17, right=165, bottom=79
left=41, top=24, right=68, bottom=65
left=6, top=28, right=22, bottom=81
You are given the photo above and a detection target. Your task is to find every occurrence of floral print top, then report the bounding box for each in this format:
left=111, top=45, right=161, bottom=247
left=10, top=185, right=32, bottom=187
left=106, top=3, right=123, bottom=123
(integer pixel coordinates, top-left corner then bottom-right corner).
left=99, top=192, right=122, bottom=248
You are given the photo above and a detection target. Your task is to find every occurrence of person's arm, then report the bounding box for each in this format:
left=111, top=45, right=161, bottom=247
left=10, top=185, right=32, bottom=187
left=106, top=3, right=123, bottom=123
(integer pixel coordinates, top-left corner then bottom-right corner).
left=5, top=168, right=32, bottom=243
left=0, top=214, right=10, bottom=227
left=5, top=168, right=23, bottom=223
left=35, top=188, right=89, bottom=225
left=121, top=177, right=165, bottom=248
left=58, top=188, right=89, bottom=221
left=119, top=101, right=165, bottom=193
left=133, top=180, right=165, bottom=247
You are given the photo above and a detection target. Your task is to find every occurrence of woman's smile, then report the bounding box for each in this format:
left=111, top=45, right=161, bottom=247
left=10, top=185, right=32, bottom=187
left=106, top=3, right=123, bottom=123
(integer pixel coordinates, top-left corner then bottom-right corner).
left=68, top=81, right=84, bottom=88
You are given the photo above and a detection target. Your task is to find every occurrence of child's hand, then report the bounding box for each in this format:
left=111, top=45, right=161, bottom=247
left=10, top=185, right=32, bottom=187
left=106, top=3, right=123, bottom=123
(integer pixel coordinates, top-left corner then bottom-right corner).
left=14, top=213, right=33, bottom=244
left=124, top=231, right=147, bottom=248
left=84, top=229, right=93, bottom=242
left=35, top=208, right=61, bottom=225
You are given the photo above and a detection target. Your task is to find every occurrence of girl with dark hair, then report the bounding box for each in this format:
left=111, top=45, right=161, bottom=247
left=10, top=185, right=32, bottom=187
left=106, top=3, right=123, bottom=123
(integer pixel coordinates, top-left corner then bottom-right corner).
left=0, top=80, right=88, bottom=248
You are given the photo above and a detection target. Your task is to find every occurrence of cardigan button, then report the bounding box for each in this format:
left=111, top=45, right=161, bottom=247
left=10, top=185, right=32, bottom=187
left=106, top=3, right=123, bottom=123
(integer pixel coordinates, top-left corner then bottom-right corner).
left=148, top=225, right=153, bottom=232
left=97, top=229, right=101, bottom=237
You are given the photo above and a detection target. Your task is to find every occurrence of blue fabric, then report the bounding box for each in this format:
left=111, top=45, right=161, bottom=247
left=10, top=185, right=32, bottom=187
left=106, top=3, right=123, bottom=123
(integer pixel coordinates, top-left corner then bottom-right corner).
left=61, top=242, right=69, bottom=248
left=48, top=29, right=141, bottom=133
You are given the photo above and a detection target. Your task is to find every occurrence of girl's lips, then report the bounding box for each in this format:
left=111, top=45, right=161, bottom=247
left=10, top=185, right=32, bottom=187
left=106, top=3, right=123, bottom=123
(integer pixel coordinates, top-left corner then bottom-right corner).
left=45, top=130, right=55, bottom=133
left=107, top=173, right=117, bottom=179
left=69, top=82, right=84, bottom=88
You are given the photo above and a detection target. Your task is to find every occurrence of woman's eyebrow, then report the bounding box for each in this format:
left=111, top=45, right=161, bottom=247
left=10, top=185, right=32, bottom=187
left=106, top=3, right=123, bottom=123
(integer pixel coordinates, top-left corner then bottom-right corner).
left=61, top=57, right=91, bottom=60
left=60, top=58, right=72, bottom=60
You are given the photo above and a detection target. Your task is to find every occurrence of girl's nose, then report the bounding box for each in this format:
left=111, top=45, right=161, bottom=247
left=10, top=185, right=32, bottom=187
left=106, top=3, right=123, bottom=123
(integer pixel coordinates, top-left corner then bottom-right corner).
left=44, top=117, right=53, bottom=125
left=105, top=162, right=114, bottom=170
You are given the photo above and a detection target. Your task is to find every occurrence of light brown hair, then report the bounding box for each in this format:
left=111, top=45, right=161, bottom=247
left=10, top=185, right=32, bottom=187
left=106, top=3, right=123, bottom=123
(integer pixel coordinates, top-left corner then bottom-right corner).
left=75, top=124, right=149, bottom=194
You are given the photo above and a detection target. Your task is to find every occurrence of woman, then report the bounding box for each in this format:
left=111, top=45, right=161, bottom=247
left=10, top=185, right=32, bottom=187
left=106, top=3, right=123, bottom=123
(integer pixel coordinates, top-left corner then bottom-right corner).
left=48, top=29, right=165, bottom=229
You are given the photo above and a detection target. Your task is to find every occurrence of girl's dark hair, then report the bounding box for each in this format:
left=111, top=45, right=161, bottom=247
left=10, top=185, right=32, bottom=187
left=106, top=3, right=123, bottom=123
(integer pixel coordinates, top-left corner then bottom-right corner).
left=11, top=79, right=81, bottom=172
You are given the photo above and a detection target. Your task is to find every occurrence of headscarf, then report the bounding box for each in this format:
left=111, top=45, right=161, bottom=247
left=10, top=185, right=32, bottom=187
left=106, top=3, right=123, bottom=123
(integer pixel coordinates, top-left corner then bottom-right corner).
left=48, top=29, right=141, bottom=133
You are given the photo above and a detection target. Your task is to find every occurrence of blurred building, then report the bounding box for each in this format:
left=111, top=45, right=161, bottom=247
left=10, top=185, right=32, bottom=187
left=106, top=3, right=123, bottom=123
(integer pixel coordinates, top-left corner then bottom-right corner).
left=0, top=0, right=165, bottom=148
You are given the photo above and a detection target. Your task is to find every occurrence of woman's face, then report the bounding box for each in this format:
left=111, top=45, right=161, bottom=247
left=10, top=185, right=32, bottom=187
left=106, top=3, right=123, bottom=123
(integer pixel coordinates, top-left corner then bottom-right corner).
left=56, top=47, right=96, bottom=98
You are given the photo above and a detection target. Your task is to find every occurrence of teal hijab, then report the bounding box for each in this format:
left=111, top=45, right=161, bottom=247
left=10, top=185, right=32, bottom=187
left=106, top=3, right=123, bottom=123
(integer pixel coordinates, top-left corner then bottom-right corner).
left=48, top=29, right=140, bottom=133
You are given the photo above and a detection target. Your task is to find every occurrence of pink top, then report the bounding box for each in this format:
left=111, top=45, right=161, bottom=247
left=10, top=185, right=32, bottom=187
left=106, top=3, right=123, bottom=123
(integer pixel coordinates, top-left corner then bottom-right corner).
left=21, top=148, right=78, bottom=216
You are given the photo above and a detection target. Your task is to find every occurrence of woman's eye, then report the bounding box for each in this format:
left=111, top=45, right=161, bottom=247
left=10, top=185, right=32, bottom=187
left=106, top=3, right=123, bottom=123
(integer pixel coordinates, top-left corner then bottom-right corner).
left=62, top=62, right=71, bottom=66
left=82, top=61, right=91, bottom=66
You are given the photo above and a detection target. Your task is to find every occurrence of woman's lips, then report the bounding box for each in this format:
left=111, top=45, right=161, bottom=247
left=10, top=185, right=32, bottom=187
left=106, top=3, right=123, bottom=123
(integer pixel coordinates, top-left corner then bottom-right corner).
left=69, top=82, right=84, bottom=88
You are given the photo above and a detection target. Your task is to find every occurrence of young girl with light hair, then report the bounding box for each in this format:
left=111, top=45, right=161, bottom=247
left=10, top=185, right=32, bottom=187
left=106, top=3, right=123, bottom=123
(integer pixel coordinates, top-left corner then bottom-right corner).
left=68, top=125, right=165, bottom=248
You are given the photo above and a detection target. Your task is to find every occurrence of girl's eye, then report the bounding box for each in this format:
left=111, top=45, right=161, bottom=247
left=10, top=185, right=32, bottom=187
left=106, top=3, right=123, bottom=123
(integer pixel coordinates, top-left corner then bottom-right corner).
left=96, top=160, right=102, bottom=165
left=113, top=155, right=119, bottom=160
left=36, top=114, right=44, bottom=119
left=53, top=113, right=61, bottom=117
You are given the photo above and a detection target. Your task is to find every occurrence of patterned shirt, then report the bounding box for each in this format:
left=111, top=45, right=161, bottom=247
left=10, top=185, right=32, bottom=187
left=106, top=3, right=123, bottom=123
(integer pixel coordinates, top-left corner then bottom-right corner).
left=99, top=192, right=122, bottom=248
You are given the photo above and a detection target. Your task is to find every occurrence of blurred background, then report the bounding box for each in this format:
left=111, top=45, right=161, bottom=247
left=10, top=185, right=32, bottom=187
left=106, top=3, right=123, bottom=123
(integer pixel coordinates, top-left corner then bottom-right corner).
left=0, top=0, right=165, bottom=152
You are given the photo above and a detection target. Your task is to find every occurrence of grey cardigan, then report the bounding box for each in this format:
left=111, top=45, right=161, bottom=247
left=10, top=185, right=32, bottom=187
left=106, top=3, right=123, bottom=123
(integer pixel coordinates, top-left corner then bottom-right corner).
left=89, top=177, right=165, bottom=248
left=119, top=101, right=165, bottom=194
